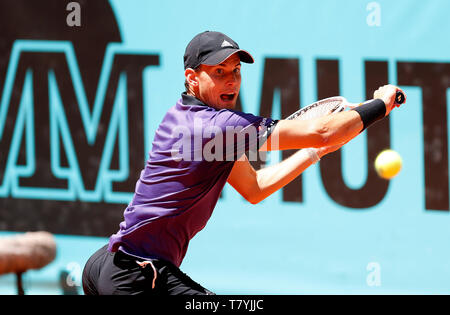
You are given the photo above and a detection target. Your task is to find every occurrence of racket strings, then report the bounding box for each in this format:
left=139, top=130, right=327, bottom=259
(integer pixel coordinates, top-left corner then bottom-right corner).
left=286, top=97, right=345, bottom=121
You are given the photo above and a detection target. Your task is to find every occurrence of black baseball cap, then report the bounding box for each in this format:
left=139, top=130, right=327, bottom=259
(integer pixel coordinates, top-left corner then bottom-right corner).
left=184, top=31, right=254, bottom=70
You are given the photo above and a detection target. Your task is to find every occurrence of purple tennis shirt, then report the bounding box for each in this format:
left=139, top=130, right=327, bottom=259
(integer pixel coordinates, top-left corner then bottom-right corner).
left=108, top=93, right=276, bottom=267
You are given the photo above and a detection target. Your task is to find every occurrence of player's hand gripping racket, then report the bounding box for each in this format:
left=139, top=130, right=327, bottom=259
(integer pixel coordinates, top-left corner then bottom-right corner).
left=285, top=91, right=406, bottom=121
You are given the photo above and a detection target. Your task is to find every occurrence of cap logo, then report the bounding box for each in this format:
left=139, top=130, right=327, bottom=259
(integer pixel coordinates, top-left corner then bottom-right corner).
left=221, top=40, right=233, bottom=48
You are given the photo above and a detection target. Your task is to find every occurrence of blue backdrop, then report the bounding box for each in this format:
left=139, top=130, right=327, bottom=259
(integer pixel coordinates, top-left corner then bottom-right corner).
left=0, top=0, right=449, bottom=294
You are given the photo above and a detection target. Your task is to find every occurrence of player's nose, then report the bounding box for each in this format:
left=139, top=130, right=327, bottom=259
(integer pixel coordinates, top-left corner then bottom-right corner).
left=225, top=72, right=239, bottom=87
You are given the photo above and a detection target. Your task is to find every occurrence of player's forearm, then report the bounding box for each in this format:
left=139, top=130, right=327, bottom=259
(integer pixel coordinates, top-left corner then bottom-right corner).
left=264, top=110, right=363, bottom=151
left=250, top=149, right=320, bottom=204
left=315, top=110, right=364, bottom=147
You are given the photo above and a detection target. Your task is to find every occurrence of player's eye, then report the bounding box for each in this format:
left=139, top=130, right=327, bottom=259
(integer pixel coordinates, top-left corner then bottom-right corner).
left=216, top=68, right=224, bottom=75
left=233, top=68, right=240, bottom=74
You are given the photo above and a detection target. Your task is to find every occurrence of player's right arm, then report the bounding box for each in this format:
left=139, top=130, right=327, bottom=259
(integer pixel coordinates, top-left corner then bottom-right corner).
left=260, top=84, right=401, bottom=151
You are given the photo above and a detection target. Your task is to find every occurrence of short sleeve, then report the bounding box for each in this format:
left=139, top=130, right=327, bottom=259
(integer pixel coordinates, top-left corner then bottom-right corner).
left=206, top=109, right=277, bottom=161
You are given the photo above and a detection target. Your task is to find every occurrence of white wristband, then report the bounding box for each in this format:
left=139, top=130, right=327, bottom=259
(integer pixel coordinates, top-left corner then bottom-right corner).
left=305, top=148, right=320, bottom=164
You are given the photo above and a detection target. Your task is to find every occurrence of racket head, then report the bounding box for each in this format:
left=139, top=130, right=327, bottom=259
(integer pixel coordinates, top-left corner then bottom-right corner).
left=286, top=96, right=347, bottom=120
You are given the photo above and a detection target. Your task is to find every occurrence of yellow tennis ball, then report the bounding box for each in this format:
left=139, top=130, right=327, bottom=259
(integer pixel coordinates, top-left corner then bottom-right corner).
left=374, top=149, right=402, bottom=179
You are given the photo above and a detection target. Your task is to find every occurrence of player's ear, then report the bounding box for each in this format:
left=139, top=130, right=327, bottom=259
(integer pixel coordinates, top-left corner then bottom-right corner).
left=185, top=68, right=199, bottom=88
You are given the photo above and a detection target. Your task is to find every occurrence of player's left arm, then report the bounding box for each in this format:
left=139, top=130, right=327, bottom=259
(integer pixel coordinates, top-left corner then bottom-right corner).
left=227, top=143, right=343, bottom=204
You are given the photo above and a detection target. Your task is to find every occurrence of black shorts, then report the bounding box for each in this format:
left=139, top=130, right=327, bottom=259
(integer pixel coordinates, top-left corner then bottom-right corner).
left=82, top=245, right=215, bottom=295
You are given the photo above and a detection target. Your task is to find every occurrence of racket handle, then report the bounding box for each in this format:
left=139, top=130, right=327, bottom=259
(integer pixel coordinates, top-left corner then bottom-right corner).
left=395, top=91, right=406, bottom=105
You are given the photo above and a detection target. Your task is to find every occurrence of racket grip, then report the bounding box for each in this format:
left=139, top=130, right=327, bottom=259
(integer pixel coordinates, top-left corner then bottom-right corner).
left=395, top=91, right=405, bottom=105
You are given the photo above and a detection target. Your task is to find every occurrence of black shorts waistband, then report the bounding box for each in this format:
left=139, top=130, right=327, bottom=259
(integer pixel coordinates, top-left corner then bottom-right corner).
left=114, top=249, right=168, bottom=270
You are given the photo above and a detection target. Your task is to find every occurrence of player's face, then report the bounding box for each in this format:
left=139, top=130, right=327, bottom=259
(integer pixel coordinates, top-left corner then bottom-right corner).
left=195, top=53, right=242, bottom=110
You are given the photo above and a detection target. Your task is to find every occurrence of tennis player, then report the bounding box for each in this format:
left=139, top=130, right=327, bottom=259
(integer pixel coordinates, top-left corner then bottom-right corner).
left=82, top=31, right=404, bottom=295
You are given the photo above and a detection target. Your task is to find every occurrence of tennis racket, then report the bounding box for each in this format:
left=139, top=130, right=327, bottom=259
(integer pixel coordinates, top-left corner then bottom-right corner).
left=286, top=91, right=406, bottom=121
